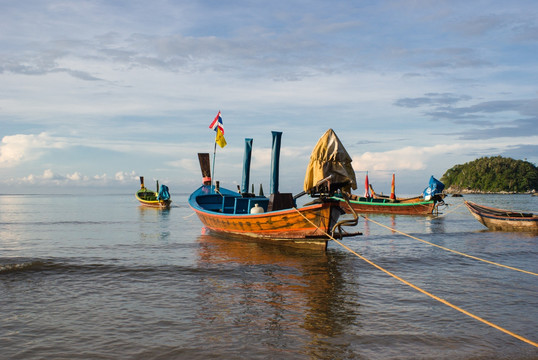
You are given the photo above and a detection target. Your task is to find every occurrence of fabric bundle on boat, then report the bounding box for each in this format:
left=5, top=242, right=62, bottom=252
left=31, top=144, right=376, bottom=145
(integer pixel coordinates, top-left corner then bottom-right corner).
left=304, top=129, right=357, bottom=193
left=423, top=176, right=444, bottom=200
left=158, top=184, right=171, bottom=200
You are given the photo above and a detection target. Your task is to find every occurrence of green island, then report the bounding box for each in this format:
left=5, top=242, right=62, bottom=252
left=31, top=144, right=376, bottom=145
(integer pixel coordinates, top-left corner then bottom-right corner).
left=441, top=156, right=538, bottom=194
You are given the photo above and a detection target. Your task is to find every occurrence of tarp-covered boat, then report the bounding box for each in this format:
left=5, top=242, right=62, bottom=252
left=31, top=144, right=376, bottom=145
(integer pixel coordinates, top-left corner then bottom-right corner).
left=465, top=200, right=538, bottom=232
left=136, top=176, right=171, bottom=209
left=188, top=129, right=360, bottom=250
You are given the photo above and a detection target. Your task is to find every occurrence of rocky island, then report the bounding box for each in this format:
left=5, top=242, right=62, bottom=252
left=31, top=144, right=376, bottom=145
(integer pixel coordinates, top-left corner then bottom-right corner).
left=441, top=156, right=537, bottom=194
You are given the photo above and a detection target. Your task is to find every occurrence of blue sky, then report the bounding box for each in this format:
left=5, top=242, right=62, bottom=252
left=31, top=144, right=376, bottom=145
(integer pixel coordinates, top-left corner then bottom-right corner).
left=1, top=0, right=537, bottom=195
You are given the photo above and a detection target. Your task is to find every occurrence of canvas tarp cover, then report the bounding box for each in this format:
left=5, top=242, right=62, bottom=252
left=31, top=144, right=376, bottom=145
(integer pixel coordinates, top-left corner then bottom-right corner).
left=304, top=129, right=357, bottom=193
left=422, top=176, right=444, bottom=200
left=158, top=184, right=171, bottom=200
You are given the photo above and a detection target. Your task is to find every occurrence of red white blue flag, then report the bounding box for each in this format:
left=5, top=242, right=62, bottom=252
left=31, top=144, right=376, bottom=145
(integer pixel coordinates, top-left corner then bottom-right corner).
left=209, top=111, right=227, bottom=148
left=209, top=111, right=224, bottom=134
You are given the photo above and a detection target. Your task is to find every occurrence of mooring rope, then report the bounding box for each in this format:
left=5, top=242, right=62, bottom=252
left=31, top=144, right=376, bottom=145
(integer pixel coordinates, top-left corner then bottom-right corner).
left=361, top=215, right=537, bottom=276
left=331, top=236, right=538, bottom=348
left=433, top=201, right=466, bottom=218
left=183, top=212, right=197, bottom=219
left=292, top=207, right=538, bottom=348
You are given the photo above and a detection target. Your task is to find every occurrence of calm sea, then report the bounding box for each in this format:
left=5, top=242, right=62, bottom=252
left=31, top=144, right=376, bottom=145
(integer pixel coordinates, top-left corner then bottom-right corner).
left=1, top=192, right=537, bottom=359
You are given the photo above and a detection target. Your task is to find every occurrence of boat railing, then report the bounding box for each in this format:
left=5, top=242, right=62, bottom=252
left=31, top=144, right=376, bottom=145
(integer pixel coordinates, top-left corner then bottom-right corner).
left=199, top=193, right=270, bottom=214
left=197, top=194, right=225, bottom=212
left=228, top=197, right=269, bottom=214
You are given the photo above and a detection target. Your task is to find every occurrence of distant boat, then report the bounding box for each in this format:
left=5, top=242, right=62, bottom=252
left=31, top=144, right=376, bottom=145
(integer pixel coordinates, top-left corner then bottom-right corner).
left=333, top=176, right=445, bottom=215
left=464, top=201, right=538, bottom=233
left=188, top=130, right=361, bottom=250
left=135, top=176, right=171, bottom=209
left=334, top=196, right=439, bottom=215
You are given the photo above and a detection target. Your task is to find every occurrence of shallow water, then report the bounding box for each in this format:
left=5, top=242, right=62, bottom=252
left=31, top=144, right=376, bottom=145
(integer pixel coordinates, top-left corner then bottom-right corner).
left=1, top=193, right=537, bottom=359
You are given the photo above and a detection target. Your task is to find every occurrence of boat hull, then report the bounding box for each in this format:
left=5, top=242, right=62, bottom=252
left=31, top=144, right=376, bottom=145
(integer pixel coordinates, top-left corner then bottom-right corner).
left=334, top=196, right=436, bottom=215
left=465, top=201, right=538, bottom=233
left=189, top=187, right=345, bottom=249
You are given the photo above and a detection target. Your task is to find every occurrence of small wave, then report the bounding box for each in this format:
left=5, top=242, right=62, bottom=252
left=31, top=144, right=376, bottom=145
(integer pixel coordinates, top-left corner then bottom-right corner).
left=0, top=259, right=101, bottom=275
left=0, top=260, right=48, bottom=274
left=0, top=220, right=136, bottom=226
left=0, top=258, right=219, bottom=278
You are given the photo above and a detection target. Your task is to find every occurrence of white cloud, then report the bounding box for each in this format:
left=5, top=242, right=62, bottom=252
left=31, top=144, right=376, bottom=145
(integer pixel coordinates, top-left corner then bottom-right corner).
left=92, top=174, right=109, bottom=181
left=42, top=169, right=56, bottom=179
left=20, top=169, right=61, bottom=184
left=0, top=133, right=66, bottom=167
left=115, top=170, right=137, bottom=182
left=353, top=147, right=428, bottom=172
left=351, top=140, right=538, bottom=176
left=9, top=168, right=139, bottom=188
left=66, top=172, right=85, bottom=181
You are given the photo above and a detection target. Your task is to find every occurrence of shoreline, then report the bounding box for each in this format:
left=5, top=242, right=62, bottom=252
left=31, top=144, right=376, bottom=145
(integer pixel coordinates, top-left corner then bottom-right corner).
left=445, top=187, right=537, bottom=195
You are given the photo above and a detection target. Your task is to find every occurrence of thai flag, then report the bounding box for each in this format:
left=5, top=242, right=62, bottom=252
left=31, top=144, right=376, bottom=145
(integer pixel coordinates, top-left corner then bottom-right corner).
left=209, top=111, right=224, bottom=134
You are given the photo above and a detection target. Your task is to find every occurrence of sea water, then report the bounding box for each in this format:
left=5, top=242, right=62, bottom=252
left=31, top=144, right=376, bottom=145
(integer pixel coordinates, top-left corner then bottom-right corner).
left=1, top=193, right=537, bottom=359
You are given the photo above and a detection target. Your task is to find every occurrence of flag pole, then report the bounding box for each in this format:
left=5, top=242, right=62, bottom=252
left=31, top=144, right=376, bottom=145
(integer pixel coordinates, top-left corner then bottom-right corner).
left=211, top=140, right=217, bottom=193
left=208, top=110, right=226, bottom=194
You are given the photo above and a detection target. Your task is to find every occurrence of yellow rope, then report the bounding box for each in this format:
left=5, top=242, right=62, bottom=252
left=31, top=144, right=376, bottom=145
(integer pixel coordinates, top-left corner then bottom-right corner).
left=332, top=237, right=538, bottom=348
left=434, top=201, right=466, bottom=218
left=183, top=212, right=197, bottom=219
left=361, top=215, right=537, bottom=276
left=292, top=207, right=538, bottom=348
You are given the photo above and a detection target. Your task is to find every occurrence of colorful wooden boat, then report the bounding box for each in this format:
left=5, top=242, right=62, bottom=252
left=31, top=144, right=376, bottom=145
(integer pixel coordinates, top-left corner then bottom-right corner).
left=333, top=195, right=438, bottom=215
left=464, top=200, right=538, bottom=233
left=135, top=176, right=171, bottom=209
left=189, top=130, right=361, bottom=250
left=189, top=185, right=348, bottom=248
left=333, top=176, right=445, bottom=215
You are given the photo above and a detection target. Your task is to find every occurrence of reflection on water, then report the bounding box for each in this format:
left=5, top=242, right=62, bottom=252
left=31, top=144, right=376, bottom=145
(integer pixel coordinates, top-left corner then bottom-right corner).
left=360, top=212, right=449, bottom=237
left=195, top=234, right=360, bottom=358
left=362, top=217, right=370, bottom=236
left=137, top=206, right=171, bottom=242
left=423, top=215, right=445, bottom=234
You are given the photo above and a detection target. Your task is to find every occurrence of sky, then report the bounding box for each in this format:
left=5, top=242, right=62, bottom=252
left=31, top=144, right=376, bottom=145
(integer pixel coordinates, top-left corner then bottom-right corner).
left=1, top=0, right=537, bottom=196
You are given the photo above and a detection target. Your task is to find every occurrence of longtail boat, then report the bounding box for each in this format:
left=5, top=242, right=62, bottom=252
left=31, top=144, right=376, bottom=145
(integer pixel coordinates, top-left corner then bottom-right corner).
left=334, top=196, right=439, bottom=215
left=333, top=176, right=445, bottom=215
left=189, top=129, right=361, bottom=250
left=135, top=176, right=172, bottom=209
left=464, top=200, right=538, bottom=233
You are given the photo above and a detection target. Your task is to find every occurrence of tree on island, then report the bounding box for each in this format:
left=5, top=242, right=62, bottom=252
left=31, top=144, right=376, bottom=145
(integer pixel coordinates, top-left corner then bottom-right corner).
left=441, top=156, right=538, bottom=193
